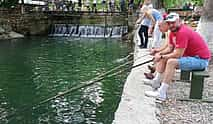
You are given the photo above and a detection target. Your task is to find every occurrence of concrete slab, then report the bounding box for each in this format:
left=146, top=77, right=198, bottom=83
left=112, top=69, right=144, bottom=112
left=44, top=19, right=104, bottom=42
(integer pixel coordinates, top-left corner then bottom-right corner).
left=113, top=47, right=160, bottom=124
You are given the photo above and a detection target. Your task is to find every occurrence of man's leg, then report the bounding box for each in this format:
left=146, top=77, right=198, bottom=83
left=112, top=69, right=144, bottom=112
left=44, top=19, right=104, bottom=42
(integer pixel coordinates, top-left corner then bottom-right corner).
left=152, top=21, right=162, bottom=48
left=178, top=57, right=209, bottom=71
left=162, top=58, right=179, bottom=83
left=156, top=58, right=167, bottom=73
left=144, top=58, right=167, bottom=88
left=138, top=26, right=144, bottom=47
left=145, top=58, right=178, bottom=101
left=143, top=26, right=149, bottom=48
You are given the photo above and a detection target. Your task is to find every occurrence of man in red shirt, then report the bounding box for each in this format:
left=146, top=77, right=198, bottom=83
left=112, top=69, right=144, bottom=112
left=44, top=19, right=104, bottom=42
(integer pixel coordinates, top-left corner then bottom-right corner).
left=144, top=13, right=211, bottom=101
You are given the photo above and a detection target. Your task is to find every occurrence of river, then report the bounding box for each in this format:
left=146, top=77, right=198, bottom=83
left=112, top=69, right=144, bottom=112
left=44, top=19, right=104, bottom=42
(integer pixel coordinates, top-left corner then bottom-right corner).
left=0, top=37, right=132, bottom=124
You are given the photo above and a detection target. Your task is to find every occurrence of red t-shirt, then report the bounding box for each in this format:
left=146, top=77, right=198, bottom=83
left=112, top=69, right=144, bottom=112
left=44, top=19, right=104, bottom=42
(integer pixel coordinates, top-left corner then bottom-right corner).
left=169, top=24, right=211, bottom=59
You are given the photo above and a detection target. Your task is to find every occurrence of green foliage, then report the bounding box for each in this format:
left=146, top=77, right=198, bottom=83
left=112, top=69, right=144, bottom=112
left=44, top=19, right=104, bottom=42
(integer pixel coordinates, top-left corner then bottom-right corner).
left=163, top=0, right=204, bottom=9
left=0, top=0, right=19, bottom=8
left=191, top=0, right=203, bottom=6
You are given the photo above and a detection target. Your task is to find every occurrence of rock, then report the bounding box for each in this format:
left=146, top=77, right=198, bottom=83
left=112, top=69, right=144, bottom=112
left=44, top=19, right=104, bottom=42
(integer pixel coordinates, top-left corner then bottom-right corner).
left=0, top=25, right=24, bottom=39
left=0, top=27, right=5, bottom=34
left=8, top=31, right=24, bottom=38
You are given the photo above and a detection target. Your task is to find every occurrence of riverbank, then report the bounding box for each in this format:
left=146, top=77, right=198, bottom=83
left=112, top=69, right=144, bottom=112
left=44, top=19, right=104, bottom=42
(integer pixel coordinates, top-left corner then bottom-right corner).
left=113, top=28, right=213, bottom=123
left=113, top=34, right=160, bottom=124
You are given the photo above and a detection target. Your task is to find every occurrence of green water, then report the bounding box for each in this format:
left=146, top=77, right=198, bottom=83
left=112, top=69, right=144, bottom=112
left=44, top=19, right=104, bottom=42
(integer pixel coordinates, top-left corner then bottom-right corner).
left=0, top=37, right=132, bottom=124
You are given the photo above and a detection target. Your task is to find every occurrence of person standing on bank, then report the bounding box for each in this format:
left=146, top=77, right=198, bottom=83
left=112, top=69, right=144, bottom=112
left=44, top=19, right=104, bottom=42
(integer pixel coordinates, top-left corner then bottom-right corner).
left=144, top=13, right=211, bottom=101
left=136, top=7, right=163, bottom=48
left=149, top=8, right=163, bottom=49
left=136, top=2, right=153, bottom=48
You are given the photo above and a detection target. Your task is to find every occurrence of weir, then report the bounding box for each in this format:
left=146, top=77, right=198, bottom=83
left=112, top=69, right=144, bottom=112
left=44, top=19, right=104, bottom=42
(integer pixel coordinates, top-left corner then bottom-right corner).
left=49, top=24, right=128, bottom=38
left=0, top=9, right=129, bottom=37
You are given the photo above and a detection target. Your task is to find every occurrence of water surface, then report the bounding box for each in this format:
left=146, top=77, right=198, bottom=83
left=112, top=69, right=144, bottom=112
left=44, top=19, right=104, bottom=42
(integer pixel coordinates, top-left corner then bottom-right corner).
left=0, top=37, right=132, bottom=124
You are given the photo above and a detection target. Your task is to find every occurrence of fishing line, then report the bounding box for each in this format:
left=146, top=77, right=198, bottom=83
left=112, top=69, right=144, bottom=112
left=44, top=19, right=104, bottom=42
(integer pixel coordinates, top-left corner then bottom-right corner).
left=4, top=59, right=134, bottom=120
left=4, top=56, right=153, bottom=121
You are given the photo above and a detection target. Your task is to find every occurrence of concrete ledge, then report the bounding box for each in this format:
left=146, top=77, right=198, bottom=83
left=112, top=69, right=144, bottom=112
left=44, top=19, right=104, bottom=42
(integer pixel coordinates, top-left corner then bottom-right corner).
left=113, top=46, right=160, bottom=124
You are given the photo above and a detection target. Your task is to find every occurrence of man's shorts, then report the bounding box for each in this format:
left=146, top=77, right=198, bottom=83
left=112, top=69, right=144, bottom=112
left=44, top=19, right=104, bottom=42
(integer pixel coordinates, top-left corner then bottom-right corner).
left=178, top=56, right=209, bottom=71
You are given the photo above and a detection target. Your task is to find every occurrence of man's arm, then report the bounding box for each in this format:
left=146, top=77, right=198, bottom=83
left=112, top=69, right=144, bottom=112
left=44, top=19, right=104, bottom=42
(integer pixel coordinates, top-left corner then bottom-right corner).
left=136, top=8, right=146, bottom=24
left=136, top=15, right=144, bottom=24
left=150, top=42, right=168, bottom=55
left=146, top=11, right=156, bottom=34
left=153, top=44, right=174, bottom=62
left=146, top=12, right=155, bottom=27
left=162, top=48, right=185, bottom=59
left=159, top=44, right=174, bottom=55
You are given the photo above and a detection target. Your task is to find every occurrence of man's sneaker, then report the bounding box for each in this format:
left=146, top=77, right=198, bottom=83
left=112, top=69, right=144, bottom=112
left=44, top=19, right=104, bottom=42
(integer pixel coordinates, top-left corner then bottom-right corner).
left=144, top=90, right=166, bottom=101
left=143, top=79, right=161, bottom=89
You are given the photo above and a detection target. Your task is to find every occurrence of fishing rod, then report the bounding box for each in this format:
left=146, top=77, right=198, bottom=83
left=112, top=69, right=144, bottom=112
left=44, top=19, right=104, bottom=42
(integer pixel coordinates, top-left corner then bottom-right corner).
left=5, top=57, right=153, bottom=121
left=34, top=58, right=153, bottom=108
left=132, top=58, right=153, bottom=69
left=38, top=52, right=134, bottom=65
left=4, top=59, right=134, bottom=120
left=5, top=68, right=129, bottom=122
left=134, top=53, right=151, bottom=61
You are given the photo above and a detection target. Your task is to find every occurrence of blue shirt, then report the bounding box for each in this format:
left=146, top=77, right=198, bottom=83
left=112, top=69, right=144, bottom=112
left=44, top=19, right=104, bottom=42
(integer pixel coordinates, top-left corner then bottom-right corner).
left=151, top=9, right=163, bottom=21
left=141, top=17, right=152, bottom=27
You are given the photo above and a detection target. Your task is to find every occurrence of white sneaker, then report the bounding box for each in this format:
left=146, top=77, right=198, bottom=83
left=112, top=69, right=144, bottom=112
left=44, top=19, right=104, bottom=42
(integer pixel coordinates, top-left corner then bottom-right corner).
left=144, top=90, right=166, bottom=101
left=143, top=79, right=161, bottom=89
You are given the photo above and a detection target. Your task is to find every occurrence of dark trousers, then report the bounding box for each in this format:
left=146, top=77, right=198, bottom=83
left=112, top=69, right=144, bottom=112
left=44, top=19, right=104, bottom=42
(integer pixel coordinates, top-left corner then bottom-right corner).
left=138, top=25, right=149, bottom=48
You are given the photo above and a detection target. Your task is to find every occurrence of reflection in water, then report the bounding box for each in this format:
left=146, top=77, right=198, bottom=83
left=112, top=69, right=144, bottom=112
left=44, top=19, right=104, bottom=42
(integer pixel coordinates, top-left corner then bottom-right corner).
left=0, top=37, right=132, bottom=124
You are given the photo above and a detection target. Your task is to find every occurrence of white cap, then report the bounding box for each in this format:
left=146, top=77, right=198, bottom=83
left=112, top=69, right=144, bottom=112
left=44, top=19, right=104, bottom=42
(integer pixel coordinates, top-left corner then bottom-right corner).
left=165, top=13, right=180, bottom=22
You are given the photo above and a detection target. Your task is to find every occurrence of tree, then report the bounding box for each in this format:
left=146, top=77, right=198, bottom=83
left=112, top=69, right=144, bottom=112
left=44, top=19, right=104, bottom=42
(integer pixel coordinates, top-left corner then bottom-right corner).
left=197, top=0, right=213, bottom=52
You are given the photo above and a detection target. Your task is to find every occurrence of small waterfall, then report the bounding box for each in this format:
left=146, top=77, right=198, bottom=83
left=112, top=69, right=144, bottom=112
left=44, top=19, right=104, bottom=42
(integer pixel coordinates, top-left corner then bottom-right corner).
left=87, top=26, right=96, bottom=38
left=105, top=27, right=112, bottom=38
left=71, top=25, right=79, bottom=37
left=79, top=26, right=87, bottom=37
left=122, top=26, right=128, bottom=35
left=95, top=26, right=105, bottom=38
left=111, top=26, right=121, bottom=38
left=49, top=24, right=128, bottom=38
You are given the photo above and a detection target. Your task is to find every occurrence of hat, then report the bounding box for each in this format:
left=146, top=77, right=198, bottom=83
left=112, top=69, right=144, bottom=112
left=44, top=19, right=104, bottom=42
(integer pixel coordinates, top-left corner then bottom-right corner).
left=165, top=13, right=179, bottom=22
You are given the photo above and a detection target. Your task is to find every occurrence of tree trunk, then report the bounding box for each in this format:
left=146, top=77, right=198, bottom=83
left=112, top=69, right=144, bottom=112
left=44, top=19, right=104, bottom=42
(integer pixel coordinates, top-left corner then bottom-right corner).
left=197, top=0, right=213, bottom=53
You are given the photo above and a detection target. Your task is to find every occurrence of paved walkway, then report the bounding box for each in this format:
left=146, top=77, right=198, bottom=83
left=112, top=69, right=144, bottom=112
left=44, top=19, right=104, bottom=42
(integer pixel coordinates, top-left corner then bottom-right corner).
left=113, top=29, right=213, bottom=123
left=113, top=36, right=160, bottom=124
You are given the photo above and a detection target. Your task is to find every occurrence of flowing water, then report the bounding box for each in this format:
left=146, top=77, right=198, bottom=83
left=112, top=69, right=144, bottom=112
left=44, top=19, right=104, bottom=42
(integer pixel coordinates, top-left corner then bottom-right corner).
left=0, top=37, right=132, bottom=124
left=49, top=24, right=128, bottom=38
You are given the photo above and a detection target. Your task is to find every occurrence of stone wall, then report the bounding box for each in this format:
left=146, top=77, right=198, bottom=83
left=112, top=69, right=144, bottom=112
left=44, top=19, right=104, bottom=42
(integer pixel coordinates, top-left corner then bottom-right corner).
left=0, top=18, right=24, bottom=39
left=1, top=12, right=128, bottom=36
